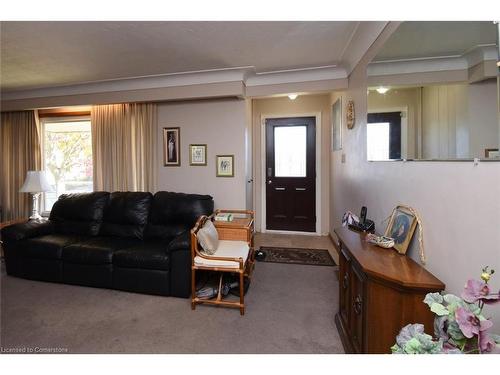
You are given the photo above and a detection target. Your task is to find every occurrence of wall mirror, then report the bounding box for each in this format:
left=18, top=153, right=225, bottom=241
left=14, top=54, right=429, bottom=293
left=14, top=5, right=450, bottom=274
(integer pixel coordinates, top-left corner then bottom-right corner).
left=366, top=21, right=499, bottom=161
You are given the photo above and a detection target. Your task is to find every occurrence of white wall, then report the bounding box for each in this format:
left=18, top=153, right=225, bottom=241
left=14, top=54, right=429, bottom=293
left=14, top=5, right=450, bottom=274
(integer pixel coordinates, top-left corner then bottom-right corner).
left=157, top=99, right=247, bottom=209
left=330, top=29, right=500, bottom=327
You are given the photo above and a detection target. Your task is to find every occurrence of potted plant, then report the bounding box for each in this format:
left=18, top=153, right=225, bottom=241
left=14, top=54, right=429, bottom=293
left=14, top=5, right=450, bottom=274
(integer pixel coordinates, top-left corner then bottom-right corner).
left=391, top=267, right=500, bottom=354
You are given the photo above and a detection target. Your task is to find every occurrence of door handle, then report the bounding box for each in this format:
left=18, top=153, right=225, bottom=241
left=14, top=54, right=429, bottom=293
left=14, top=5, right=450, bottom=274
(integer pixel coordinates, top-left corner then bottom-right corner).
left=295, top=187, right=306, bottom=191
left=267, top=180, right=272, bottom=185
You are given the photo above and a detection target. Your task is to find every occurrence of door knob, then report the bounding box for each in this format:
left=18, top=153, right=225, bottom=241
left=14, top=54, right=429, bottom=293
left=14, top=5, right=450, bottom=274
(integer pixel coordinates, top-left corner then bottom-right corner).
left=268, top=180, right=272, bottom=184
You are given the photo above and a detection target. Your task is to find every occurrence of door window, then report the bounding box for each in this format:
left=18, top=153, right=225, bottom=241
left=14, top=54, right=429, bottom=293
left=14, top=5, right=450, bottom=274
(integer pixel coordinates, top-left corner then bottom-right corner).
left=274, top=126, right=307, bottom=177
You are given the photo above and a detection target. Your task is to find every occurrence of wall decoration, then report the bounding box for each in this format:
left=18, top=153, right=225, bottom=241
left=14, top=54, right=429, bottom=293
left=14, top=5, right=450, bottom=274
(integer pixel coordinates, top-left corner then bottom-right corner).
left=163, top=127, right=181, bottom=166
left=189, top=144, right=207, bottom=166
left=346, top=100, right=355, bottom=129
left=216, top=155, right=234, bottom=177
left=384, top=205, right=418, bottom=255
left=332, top=97, right=343, bottom=151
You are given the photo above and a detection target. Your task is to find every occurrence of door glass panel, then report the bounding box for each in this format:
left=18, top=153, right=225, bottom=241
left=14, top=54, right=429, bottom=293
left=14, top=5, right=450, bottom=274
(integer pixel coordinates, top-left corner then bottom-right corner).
left=274, top=126, right=306, bottom=177
left=367, top=122, right=390, bottom=161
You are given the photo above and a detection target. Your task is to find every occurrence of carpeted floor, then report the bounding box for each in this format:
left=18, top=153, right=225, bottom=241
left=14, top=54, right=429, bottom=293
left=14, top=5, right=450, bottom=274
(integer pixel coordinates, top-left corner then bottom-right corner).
left=0, top=261, right=344, bottom=354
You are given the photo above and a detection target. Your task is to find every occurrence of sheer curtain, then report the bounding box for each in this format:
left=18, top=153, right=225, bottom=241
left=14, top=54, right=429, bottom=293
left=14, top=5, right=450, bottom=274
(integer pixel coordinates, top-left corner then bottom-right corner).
left=91, top=103, right=157, bottom=192
left=0, top=110, right=42, bottom=221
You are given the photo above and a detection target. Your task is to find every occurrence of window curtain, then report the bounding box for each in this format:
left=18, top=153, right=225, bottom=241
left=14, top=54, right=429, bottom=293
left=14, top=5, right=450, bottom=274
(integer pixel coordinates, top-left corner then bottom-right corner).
left=0, top=110, right=42, bottom=221
left=91, top=103, right=157, bottom=192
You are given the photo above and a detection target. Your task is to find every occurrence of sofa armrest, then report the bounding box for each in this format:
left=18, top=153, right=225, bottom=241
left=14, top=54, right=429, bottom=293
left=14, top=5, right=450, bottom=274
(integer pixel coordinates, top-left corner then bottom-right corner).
left=1, top=220, right=54, bottom=242
left=167, top=230, right=191, bottom=252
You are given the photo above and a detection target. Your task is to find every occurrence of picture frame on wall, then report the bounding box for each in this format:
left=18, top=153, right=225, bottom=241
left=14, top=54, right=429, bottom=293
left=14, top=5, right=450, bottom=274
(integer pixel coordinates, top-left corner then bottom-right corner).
left=189, top=144, right=207, bottom=166
left=384, top=205, right=418, bottom=255
left=332, top=97, right=342, bottom=151
left=216, top=155, right=234, bottom=177
left=163, top=127, right=180, bottom=166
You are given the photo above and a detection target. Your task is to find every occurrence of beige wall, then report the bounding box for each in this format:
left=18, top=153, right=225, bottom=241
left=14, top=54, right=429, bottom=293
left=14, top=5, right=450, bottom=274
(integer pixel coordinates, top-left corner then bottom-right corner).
left=330, top=25, right=500, bottom=327
left=157, top=99, right=248, bottom=209
left=252, top=94, right=331, bottom=234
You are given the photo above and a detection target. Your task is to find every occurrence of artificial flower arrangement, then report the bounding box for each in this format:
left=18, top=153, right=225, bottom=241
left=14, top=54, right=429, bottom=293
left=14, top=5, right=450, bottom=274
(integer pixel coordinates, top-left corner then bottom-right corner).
left=391, top=267, right=500, bottom=354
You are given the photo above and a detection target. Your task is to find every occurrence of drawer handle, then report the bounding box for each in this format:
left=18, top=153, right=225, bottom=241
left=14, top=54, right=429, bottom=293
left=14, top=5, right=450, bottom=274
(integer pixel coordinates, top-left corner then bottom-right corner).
left=353, top=295, right=362, bottom=315
left=295, top=187, right=306, bottom=191
left=343, top=273, right=349, bottom=289
left=275, top=187, right=285, bottom=191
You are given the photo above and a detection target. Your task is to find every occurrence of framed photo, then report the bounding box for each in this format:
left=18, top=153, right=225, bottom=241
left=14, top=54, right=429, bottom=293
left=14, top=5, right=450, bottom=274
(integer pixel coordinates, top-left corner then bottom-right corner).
left=189, top=144, right=207, bottom=166
left=384, top=205, right=418, bottom=255
left=163, top=127, right=180, bottom=166
left=216, top=155, right=234, bottom=177
left=332, top=97, right=342, bottom=151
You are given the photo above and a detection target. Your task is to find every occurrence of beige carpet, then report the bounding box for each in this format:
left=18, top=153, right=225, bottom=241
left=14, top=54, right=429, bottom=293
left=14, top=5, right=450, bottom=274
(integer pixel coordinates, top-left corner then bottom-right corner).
left=0, top=260, right=344, bottom=353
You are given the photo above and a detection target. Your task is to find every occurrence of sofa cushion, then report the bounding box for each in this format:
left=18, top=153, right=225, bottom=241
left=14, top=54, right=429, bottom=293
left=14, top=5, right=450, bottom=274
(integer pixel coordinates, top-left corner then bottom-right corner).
left=19, top=234, right=86, bottom=260
left=194, top=240, right=249, bottom=269
left=49, top=192, right=110, bottom=236
left=100, top=192, right=153, bottom=239
left=113, top=241, right=171, bottom=270
left=145, top=191, right=214, bottom=240
left=62, top=237, right=141, bottom=265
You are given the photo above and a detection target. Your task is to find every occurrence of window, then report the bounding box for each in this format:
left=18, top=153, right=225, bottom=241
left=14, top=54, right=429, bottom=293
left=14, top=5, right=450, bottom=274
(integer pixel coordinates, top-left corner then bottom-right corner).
left=367, top=112, right=402, bottom=161
left=274, top=126, right=307, bottom=177
left=42, top=119, right=93, bottom=211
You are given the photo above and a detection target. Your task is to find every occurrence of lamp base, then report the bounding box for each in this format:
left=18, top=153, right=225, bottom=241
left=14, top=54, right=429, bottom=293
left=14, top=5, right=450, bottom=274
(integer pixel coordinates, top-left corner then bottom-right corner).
left=29, top=192, right=42, bottom=221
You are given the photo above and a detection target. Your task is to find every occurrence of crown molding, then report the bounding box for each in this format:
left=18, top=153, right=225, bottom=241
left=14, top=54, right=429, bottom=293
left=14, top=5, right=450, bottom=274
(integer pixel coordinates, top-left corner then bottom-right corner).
left=367, top=45, right=497, bottom=78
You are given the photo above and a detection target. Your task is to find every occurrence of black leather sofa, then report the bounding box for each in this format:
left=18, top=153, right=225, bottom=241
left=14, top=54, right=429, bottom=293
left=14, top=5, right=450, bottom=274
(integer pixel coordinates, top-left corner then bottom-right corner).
left=1, top=191, right=214, bottom=297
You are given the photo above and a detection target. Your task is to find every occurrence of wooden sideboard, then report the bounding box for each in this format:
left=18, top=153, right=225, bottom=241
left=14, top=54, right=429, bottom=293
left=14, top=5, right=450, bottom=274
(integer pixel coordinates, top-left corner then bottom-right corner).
left=334, top=227, right=445, bottom=354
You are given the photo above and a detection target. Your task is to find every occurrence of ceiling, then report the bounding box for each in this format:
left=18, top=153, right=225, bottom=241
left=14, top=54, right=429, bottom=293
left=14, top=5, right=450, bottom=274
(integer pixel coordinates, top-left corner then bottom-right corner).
left=1, top=21, right=359, bottom=92
left=373, top=21, right=497, bottom=62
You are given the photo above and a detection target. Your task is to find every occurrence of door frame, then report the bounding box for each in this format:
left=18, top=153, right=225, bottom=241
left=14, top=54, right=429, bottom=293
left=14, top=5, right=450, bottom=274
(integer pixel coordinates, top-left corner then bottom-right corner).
left=260, top=112, right=322, bottom=235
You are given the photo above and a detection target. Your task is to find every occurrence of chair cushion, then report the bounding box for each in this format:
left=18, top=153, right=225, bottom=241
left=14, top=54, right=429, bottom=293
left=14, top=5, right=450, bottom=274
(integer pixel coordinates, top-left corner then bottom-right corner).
left=194, top=240, right=249, bottom=269
left=19, top=234, right=86, bottom=260
left=62, top=237, right=141, bottom=265
left=145, top=191, right=214, bottom=240
left=113, top=241, right=171, bottom=270
left=197, top=220, right=219, bottom=255
left=49, top=192, right=110, bottom=236
left=100, top=192, right=153, bottom=239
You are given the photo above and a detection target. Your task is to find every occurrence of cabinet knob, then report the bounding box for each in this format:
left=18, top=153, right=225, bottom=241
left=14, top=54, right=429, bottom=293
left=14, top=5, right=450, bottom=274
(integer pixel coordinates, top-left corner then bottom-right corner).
left=343, top=273, right=349, bottom=289
left=353, top=295, right=362, bottom=315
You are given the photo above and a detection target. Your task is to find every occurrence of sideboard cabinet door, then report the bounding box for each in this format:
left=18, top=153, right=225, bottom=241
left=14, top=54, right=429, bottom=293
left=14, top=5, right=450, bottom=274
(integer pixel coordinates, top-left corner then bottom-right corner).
left=350, top=264, right=365, bottom=353
left=339, top=248, right=351, bottom=329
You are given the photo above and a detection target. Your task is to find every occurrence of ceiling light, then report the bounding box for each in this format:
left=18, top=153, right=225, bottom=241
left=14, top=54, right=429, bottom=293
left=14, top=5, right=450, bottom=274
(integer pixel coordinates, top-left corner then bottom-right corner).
left=376, top=87, right=390, bottom=94
left=288, top=94, right=298, bottom=100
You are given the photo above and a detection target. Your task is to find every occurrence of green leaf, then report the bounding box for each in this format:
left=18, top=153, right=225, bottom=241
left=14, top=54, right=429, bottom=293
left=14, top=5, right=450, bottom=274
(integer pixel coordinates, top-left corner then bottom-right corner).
left=404, top=337, right=423, bottom=354
left=447, top=321, right=466, bottom=341
left=424, top=292, right=443, bottom=308
left=443, top=294, right=463, bottom=306
left=430, top=303, right=449, bottom=316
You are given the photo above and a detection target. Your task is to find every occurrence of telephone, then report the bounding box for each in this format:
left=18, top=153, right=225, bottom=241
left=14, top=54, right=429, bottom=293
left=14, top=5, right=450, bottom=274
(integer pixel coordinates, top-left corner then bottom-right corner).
left=347, top=206, right=375, bottom=233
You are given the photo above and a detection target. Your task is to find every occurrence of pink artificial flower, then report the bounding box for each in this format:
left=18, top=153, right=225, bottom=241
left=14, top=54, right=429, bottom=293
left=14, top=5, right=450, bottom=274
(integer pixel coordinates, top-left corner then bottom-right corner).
left=479, top=330, right=496, bottom=353
left=462, top=279, right=500, bottom=304
left=455, top=307, right=493, bottom=338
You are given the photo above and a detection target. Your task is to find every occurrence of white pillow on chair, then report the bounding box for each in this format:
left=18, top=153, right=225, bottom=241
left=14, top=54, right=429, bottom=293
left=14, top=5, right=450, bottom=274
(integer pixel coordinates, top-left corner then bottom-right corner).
left=197, top=220, right=219, bottom=255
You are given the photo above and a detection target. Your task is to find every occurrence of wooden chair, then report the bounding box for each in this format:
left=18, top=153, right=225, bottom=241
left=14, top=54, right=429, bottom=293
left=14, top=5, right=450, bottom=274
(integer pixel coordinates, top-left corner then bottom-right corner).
left=190, top=210, right=255, bottom=315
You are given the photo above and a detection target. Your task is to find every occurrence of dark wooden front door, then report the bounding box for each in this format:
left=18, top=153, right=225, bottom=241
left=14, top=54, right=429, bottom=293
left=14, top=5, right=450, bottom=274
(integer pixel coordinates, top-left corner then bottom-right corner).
left=265, top=117, right=316, bottom=232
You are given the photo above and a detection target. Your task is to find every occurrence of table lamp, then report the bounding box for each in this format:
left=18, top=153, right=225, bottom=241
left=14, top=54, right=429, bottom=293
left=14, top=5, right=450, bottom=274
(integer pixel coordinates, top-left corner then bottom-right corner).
left=19, top=170, right=52, bottom=220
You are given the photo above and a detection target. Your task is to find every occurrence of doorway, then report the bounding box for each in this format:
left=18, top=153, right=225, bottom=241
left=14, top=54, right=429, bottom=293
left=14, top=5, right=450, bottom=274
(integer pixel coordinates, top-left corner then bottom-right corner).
left=264, top=117, right=316, bottom=232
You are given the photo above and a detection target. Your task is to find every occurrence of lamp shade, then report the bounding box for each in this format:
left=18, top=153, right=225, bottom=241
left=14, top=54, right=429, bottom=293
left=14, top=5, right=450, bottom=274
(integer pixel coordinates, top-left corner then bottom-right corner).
left=19, top=171, right=53, bottom=193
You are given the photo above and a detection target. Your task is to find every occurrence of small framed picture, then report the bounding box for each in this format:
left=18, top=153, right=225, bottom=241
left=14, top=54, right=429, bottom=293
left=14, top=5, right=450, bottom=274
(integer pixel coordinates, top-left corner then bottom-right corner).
left=189, top=144, right=207, bottom=166
left=332, top=97, right=342, bottom=151
left=216, top=155, right=234, bottom=177
left=384, top=205, right=418, bottom=255
left=163, top=127, right=180, bottom=166
left=484, top=148, right=499, bottom=158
